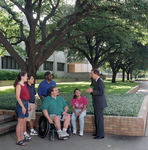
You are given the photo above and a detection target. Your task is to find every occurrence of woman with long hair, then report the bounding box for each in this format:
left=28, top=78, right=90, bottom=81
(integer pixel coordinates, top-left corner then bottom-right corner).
left=71, top=88, right=87, bottom=136
left=14, top=71, right=30, bottom=146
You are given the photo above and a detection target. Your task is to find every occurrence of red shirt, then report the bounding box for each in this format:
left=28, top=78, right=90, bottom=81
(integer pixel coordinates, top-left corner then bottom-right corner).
left=15, top=83, right=30, bottom=100
left=71, top=96, right=87, bottom=109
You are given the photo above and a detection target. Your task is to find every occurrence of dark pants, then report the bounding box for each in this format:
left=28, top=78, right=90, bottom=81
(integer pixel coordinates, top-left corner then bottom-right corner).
left=94, top=108, right=104, bottom=137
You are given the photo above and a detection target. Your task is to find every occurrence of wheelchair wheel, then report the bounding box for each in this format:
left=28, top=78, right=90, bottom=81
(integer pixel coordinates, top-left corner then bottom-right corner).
left=67, top=124, right=71, bottom=137
left=49, top=130, right=55, bottom=141
left=38, top=115, right=49, bottom=138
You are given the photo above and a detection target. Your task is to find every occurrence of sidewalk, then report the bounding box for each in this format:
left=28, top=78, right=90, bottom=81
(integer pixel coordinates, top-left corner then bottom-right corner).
left=1, top=81, right=148, bottom=150
left=136, top=81, right=148, bottom=95
left=1, top=132, right=148, bottom=150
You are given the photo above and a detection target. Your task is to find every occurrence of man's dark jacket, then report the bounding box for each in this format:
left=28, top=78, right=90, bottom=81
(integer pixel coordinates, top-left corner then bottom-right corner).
left=91, top=78, right=107, bottom=109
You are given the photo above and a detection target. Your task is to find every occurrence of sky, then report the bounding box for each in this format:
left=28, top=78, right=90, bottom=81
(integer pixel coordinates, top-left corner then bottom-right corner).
left=65, top=0, right=76, bottom=5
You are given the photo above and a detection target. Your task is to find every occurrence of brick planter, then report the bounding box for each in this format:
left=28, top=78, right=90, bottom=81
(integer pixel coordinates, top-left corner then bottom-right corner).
left=74, top=95, right=148, bottom=136
left=99, top=95, right=148, bottom=136
left=0, top=95, right=147, bottom=137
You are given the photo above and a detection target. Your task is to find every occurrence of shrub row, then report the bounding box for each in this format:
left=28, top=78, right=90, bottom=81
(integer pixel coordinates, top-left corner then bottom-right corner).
left=0, top=93, right=144, bottom=117
left=0, top=70, right=20, bottom=80
left=0, top=70, right=48, bottom=80
left=0, top=70, right=70, bottom=80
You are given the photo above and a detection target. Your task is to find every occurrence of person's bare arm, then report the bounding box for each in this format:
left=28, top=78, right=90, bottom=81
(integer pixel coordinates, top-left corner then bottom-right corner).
left=39, top=95, right=43, bottom=100
left=62, top=106, right=68, bottom=115
left=72, top=105, right=78, bottom=117
left=42, top=110, right=54, bottom=124
left=15, top=84, right=26, bottom=115
left=85, top=88, right=93, bottom=93
left=35, top=96, right=37, bottom=110
left=78, top=105, right=86, bottom=116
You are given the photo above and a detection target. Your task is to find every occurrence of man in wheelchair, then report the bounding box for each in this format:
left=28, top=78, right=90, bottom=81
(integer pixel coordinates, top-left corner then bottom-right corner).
left=42, top=86, right=71, bottom=139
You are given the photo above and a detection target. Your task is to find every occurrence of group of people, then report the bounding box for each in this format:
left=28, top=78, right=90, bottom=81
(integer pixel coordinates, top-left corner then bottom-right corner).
left=14, top=69, right=107, bottom=146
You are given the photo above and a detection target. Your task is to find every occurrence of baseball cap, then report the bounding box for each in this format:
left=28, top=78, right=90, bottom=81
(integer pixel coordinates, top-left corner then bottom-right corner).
left=44, top=71, right=52, bottom=76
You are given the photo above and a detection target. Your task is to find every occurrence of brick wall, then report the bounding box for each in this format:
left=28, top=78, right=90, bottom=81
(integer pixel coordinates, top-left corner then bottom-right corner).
left=0, top=95, right=148, bottom=137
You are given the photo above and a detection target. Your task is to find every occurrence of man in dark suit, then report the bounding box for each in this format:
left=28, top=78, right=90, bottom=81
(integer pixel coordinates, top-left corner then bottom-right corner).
left=85, top=69, right=107, bottom=139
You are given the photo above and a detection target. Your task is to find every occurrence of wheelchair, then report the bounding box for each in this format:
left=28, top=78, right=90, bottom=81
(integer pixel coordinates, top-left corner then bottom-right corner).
left=38, top=115, right=71, bottom=141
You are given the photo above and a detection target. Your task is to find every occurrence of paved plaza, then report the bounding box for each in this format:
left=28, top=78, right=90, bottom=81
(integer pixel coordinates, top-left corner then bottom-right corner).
left=1, top=81, right=148, bottom=150
left=1, top=132, right=148, bottom=150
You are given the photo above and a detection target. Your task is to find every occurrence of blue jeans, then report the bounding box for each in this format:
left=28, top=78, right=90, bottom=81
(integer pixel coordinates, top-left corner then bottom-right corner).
left=71, top=109, right=86, bottom=131
left=15, top=99, right=28, bottom=118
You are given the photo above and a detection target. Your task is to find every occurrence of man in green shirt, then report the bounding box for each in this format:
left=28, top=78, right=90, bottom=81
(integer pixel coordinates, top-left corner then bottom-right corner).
left=42, top=86, right=70, bottom=138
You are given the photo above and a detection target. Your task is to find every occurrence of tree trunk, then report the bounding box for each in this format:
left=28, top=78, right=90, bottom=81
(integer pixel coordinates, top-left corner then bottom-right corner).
left=112, top=71, right=117, bottom=83
left=21, top=61, right=37, bottom=84
left=130, top=71, right=132, bottom=80
left=127, top=72, right=129, bottom=80
left=122, top=68, right=125, bottom=82
left=28, top=66, right=37, bottom=84
left=90, top=64, right=98, bottom=86
left=135, top=71, right=140, bottom=80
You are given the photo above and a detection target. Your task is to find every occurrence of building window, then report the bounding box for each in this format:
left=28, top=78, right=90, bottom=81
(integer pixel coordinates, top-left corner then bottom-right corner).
left=44, top=61, right=53, bottom=71
left=57, top=63, right=64, bottom=71
left=2, top=56, right=19, bottom=69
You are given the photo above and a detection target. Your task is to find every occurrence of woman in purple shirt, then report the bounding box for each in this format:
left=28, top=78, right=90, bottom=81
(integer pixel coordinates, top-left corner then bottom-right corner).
left=71, top=88, right=87, bottom=136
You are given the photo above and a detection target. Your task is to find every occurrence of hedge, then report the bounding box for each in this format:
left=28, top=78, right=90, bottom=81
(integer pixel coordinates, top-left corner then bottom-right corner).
left=0, top=70, right=62, bottom=80
left=0, top=93, right=144, bottom=117
left=0, top=70, right=20, bottom=80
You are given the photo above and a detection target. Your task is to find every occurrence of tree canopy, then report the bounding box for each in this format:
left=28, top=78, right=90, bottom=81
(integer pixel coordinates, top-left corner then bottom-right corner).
left=0, top=0, right=148, bottom=78
left=0, top=0, right=95, bottom=77
left=65, top=0, right=148, bottom=79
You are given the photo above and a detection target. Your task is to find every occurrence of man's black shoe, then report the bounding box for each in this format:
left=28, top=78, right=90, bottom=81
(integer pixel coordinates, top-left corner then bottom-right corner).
left=93, top=136, right=104, bottom=139
left=92, top=134, right=97, bottom=136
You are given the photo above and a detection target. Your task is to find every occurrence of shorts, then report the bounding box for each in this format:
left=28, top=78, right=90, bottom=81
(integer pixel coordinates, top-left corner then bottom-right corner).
left=15, top=99, right=28, bottom=118
left=26, top=103, right=36, bottom=121
left=49, top=114, right=66, bottom=121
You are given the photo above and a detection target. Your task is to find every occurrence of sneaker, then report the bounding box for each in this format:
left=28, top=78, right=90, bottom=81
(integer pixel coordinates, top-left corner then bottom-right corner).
left=73, top=129, right=76, bottom=134
left=62, top=131, right=69, bottom=137
left=24, top=133, right=32, bottom=140
left=30, top=130, right=38, bottom=135
left=79, top=131, right=83, bottom=136
left=58, top=131, right=65, bottom=138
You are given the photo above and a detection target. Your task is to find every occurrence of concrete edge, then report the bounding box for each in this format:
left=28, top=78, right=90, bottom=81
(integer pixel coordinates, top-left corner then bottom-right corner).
left=138, top=95, right=148, bottom=129
left=126, top=83, right=142, bottom=93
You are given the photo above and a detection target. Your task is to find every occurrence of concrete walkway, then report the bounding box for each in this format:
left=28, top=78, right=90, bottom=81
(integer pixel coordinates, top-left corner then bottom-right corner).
left=1, top=132, right=148, bottom=150
left=1, top=81, right=148, bottom=150
left=136, top=81, right=148, bottom=95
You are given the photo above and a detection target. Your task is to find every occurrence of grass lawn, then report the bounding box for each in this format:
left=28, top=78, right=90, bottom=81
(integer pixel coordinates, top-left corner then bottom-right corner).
left=0, top=81, right=139, bottom=95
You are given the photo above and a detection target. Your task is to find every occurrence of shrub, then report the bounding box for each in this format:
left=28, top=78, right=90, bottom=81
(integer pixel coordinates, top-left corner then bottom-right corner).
left=35, top=72, right=62, bottom=79
left=100, top=74, right=106, bottom=80
left=0, top=70, right=19, bottom=80
left=0, top=70, right=70, bottom=80
left=52, top=74, right=58, bottom=79
left=36, top=72, right=45, bottom=79
left=0, top=93, right=144, bottom=117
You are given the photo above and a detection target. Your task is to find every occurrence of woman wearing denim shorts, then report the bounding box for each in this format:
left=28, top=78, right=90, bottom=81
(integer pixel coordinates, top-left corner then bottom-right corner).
left=71, top=88, right=87, bottom=136
left=14, top=71, right=30, bottom=146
